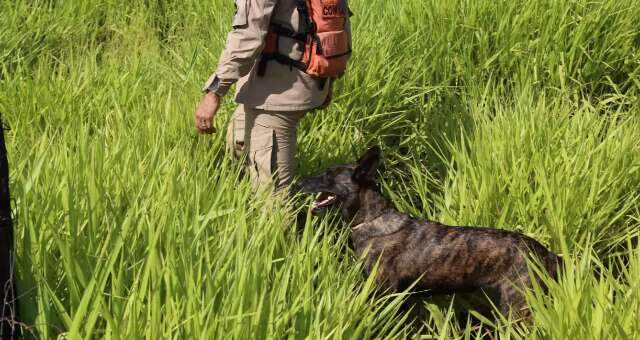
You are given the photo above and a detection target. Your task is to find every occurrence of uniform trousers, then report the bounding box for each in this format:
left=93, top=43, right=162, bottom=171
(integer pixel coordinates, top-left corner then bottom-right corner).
left=226, top=104, right=306, bottom=192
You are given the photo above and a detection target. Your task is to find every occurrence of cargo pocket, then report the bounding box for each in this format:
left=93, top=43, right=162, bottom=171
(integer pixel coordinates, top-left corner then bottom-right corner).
left=249, top=129, right=277, bottom=190
left=232, top=0, right=248, bottom=28
left=225, top=121, right=245, bottom=161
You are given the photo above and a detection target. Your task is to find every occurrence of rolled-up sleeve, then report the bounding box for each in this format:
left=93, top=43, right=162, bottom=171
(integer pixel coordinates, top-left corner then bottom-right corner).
left=202, top=0, right=279, bottom=95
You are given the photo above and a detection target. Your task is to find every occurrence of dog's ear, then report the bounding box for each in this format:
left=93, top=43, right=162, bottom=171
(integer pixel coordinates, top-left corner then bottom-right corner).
left=353, top=145, right=381, bottom=183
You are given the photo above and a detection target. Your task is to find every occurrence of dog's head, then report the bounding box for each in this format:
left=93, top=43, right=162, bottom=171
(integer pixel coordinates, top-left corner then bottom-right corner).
left=298, top=146, right=381, bottom=217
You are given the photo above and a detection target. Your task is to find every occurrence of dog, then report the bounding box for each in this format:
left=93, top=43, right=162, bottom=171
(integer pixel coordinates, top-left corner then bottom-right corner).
left=297, top=146, right=561, bottom=318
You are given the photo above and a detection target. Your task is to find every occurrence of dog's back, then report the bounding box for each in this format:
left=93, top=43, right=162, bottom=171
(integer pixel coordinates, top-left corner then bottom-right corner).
left=353, top=216, right=561, bottom=317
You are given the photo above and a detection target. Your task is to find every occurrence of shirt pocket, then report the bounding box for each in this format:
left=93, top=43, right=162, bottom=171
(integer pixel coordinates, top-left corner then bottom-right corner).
left=232, top=0, right=248, bottom=28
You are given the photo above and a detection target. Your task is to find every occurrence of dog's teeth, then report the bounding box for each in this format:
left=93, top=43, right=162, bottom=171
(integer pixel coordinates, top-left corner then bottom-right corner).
left=312, top=193, right=336, bottom=210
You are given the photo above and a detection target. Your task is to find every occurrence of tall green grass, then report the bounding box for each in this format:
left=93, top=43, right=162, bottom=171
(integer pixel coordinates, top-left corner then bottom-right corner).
left=1, top=0, right=639, bottom=338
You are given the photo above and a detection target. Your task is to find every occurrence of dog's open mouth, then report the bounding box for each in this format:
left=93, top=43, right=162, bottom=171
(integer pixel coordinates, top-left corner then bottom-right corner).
left=313, top=192, right=337, bottom=211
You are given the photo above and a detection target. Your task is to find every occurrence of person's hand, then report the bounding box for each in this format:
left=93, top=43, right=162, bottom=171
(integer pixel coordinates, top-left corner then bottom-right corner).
left=194, top=92, right=221, bottom=134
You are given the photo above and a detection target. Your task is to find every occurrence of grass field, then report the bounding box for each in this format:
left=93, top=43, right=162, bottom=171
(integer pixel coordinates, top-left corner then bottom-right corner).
left=1, top=0, right=640, bottom=338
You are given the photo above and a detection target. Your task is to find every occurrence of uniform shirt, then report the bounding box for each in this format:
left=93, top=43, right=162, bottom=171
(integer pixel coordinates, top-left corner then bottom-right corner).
left=203, top=0, right=340, bottom=111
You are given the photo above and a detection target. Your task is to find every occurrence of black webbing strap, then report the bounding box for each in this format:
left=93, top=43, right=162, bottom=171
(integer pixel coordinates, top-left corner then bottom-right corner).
left=257, top=0, right=314, bottom=77
left=258, top=53, right=327, bottom=90
left=319, top=77, right=328, bottom=90
left=269, top=23, right=306, bottom=42
left=257, top=55, right=269, bottom=76
left=258, top=53, right=308, bottom=75
left=295, top=0, right=314, bottom=35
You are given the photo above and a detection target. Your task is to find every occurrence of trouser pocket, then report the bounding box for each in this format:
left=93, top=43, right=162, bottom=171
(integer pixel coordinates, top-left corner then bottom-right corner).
left=245, top=109, right=306, bottom=192
left=248, top=128, right=276, bottom=190
left=226, top=106, right=246, bottom=160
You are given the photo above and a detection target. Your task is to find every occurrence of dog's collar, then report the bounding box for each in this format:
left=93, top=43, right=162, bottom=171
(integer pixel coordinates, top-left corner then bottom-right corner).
left=351, top=222, right=367, bottom=231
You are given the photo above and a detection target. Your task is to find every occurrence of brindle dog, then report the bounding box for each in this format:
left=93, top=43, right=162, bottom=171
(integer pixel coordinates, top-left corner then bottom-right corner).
left=298, top=146, right=561, bottom=318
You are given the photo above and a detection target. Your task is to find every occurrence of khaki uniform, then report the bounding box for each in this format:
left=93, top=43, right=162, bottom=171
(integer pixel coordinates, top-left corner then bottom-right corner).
left=202, top=0, right=342, bottom=191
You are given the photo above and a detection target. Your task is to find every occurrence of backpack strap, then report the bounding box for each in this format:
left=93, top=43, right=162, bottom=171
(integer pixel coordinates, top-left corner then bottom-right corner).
left=258, top=0, right=314, bottom=77
left=295, top=0, right=314, bottom=35
left=269, top=23, right=306, bottom=42
left=318, top=77, right=328, bottom=90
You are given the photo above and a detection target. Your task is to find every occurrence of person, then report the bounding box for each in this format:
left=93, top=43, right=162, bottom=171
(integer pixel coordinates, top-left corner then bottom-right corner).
left=194, top=0, right=351, bottom=192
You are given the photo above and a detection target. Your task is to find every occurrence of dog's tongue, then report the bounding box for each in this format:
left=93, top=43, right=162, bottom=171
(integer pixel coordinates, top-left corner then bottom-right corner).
left=313, top=192, right=336, bottom=210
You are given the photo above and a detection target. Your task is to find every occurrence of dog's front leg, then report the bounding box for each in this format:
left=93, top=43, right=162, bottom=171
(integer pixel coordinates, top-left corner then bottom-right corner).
left=497, top=282, right=530, bottom=320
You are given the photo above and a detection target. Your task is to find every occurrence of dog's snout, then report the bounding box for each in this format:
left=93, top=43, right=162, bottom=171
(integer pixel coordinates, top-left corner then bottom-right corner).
left=296, top=176, right=323, bottom=193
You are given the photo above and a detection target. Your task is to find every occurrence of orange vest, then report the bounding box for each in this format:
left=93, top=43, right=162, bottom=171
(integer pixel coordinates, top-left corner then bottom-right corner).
left=258, top=0, right=352, bottom=79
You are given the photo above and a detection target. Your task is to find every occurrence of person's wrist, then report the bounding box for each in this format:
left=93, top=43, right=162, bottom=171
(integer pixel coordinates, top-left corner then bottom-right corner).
left=205, top=91, right=220, bottom=101
left=204, top=75, right=231, bottom=98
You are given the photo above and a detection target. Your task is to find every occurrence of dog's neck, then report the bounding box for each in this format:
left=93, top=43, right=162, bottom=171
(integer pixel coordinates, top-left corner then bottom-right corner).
left=350, top=186, right=392, bottom=226
left=349, top=186, right=412, bottom=244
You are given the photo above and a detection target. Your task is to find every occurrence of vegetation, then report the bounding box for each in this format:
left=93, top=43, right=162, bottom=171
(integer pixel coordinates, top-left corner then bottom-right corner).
left=1, top=0, right=639, bottom=338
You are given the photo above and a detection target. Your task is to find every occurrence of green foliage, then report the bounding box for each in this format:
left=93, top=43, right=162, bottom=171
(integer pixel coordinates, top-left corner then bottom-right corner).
left=1, top=0, right=639, bottom=338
